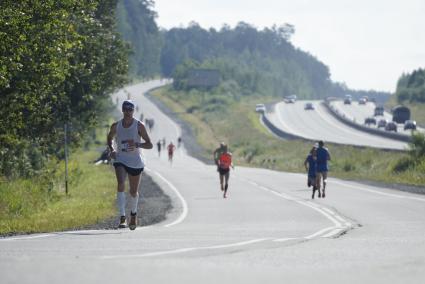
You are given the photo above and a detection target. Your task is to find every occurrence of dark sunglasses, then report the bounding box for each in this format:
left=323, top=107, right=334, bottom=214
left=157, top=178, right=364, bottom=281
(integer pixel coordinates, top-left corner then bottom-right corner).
left=123, top=107, right=134, bottom=112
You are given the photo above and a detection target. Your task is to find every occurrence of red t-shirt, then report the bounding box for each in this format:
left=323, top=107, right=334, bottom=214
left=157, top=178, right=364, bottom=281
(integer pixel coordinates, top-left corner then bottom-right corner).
left=219, top=152, right=232, bottom=169
left=167, top=144, right=175, bottom=154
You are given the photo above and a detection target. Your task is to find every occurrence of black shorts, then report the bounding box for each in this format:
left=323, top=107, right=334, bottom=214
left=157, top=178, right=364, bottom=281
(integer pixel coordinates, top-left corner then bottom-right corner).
left=218, top=167, right=230, bottom=176
left=113, top=162, right=144, bottom=176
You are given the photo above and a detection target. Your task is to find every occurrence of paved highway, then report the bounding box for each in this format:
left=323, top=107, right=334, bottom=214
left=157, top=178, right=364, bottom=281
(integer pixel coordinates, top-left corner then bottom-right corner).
left=1, top=81, right=424, bottom=284
left=266, top=101, right=408, bottom=150
left=329, top=100, right=424, bottom=135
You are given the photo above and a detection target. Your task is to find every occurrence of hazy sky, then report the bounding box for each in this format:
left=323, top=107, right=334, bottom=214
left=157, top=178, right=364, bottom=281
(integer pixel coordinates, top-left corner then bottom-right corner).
left=153, top=0, right=425, bottom=92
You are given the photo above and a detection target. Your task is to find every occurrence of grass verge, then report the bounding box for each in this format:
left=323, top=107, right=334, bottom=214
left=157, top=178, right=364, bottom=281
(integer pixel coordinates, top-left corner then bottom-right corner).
left=0, top=150, right=116, bottom=235
left=151, top=87, right=425, bottom=187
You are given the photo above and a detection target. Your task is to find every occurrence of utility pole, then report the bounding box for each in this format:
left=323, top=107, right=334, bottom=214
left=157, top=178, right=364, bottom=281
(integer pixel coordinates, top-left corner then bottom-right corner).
left=64, top=122, right=69, bottom=195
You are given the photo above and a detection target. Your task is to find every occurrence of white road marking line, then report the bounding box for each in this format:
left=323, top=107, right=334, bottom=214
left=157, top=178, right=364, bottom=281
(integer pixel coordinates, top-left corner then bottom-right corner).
left=101, top=238, right=269, bottom=259
left=0, top=234, right=55, bottom=241
left=335, top=216, right=347, bottom=223
left=321, top=207, right=335, bottom=215
left=273, top=237, right=300, bottom=242
left=304, top=226, right=336, bottom=240
left=322, top=228, right=344, bottom=238
left=237, top=176, right=350, bottom=239
left=331, top=180, right=425, bottom=202
left=146, top=169, right=188, bottom=227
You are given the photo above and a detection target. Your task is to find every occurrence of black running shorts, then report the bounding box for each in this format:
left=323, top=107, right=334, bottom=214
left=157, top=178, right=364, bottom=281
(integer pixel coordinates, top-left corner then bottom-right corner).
left=218, top=167, right=230, bottom=176
left=113, top=162, right=144, bottom=176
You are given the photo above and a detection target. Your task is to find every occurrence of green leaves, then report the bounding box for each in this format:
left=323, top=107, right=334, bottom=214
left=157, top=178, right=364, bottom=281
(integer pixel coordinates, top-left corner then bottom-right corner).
left=0, top=0, right=129, bottom=178
left=395, top=68, right=425, bottom=103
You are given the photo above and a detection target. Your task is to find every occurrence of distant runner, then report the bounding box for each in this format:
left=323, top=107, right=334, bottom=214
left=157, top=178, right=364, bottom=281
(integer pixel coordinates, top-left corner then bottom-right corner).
left=213, top=142, right=226, bottom=172
left=156, top=140, right=162, bottom=157
left=107, top=100, right=153, bottom=230
left=316, top=140, right=331, bottom=198
left=217, top=144, right=234, bottom=198
left=167, top=141, right=176, bottom=164
left=304, top=143, right=318, bottom=199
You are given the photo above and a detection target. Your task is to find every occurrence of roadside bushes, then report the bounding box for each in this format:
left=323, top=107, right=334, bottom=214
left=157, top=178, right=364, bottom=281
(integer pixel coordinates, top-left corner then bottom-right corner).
left=392, top=133, right=425, bottom=173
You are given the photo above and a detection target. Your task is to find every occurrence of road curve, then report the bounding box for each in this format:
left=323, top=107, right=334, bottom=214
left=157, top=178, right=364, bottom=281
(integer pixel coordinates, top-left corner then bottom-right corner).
left=266, top=101, right=408, bottom=150
left=1, top=81, right=424, bottom=284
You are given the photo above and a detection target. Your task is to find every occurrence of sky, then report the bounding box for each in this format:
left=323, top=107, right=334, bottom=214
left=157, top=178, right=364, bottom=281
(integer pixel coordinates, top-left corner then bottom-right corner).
left=153, top=0, right=425, bottom=93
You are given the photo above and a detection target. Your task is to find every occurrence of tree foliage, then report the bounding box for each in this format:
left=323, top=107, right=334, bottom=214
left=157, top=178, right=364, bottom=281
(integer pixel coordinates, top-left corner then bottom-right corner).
left=395, top=68, right=425, bottom=103
left=116, top=0, right=161, bottom=77
left=0, top=0, right=129, bottom=178
left=159, top=22, right=359, bottom=99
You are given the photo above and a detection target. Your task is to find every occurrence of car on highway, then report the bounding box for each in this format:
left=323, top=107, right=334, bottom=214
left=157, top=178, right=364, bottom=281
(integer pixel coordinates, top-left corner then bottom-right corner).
left=304, top=102, right=314, bottom=110
left=284, top=94, right=297, bottom=103
left=364, top=117, right=376, bottom=125
left=404, top=120, right=417, bottom=130
left=255, top=103, right=266, bottom=113
left=358, top=98, right=367, bottom=105
left=344, top=94, right=352, bottom=105
left=385, top=121, right=397, bottom=132
left=374, top=105, right=384, bottom=116
left=377, top=119, right=387, bottom=128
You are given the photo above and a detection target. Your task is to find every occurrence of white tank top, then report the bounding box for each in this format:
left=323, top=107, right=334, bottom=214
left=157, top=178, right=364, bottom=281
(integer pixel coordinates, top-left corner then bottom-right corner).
left=115, top=118, right=145, bottom=169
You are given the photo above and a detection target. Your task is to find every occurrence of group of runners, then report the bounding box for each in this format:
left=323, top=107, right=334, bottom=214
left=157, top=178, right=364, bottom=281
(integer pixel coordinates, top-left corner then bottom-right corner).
left=156, top=138, right=180, bottom=164
left=107, top=99, right=328, bottom=230
left=304, top=141, right=331, bottom=199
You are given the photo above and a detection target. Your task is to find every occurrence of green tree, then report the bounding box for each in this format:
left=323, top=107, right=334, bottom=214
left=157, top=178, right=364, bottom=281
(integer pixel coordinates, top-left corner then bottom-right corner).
left=116, top=0, right=161, bottom=77
left=0, top=0, right=129, bottom=178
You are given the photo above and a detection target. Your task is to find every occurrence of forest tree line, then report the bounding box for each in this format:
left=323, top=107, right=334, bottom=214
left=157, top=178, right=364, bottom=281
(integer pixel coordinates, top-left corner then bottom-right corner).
left=117, top=0, right=390, bottom=101
left=395, top=68, right=425, bottom=103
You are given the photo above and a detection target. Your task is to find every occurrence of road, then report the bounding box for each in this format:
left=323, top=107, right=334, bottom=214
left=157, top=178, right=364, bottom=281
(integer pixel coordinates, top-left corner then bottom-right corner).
left=329, top=100, right=424, bottom=135
left=1, top=81, right=425, bottom=284
left=266, top=101, right=408, bottom=150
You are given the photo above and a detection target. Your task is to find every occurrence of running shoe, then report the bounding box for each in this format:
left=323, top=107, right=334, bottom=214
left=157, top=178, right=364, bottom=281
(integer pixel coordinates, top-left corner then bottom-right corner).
left=129, top=212, right=137, bottom=230
left=118, top=216, right=127, bottom=228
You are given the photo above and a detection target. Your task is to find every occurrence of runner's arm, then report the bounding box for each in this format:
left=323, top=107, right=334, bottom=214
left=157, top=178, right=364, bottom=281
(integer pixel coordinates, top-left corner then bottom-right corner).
left=107, top=123, right=117, bottom=152
left=137, top=121, right=153, bottom=149
left=213, top=149, right=219, bottom=165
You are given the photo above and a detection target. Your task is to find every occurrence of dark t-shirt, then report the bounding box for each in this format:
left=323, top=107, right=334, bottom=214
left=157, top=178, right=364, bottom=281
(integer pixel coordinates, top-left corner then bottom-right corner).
left=316, top=147, right=330, bottom=172
left=306, top=154, right=317, bottom=177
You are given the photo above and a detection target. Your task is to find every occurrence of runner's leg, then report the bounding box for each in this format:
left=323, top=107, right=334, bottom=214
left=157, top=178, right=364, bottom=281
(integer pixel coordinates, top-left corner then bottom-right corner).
left=322, top=171, right=327, bottom=198
left=316, top=173, right=322, bottom=198
left=219, top=173, right=224, bottom=191
left=115, top=166, right=127, bottom=227
left=128, top=173, right=141, bottom=230
left=223, top=171, right=230, bottom=198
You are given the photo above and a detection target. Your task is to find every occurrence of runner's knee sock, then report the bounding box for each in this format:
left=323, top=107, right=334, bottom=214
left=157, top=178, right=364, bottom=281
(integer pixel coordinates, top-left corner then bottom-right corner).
left=129, top=193, right=139, bottom=215
left=117, top=192, right=126, bottom=216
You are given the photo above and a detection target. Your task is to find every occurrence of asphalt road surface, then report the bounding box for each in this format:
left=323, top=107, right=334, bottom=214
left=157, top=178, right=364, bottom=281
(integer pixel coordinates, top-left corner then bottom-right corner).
left=1, top=81, right=424, bottom=284
left=330, top=100, right=424, bottom=135
left=266, top=101, right=408, bottom=150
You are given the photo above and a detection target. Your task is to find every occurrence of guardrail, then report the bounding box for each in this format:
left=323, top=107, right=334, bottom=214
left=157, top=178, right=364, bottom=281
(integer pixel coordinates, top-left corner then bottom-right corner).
left=323, top=101, right=411, bottom=143
left=260, top=102, right=407, bottom=152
